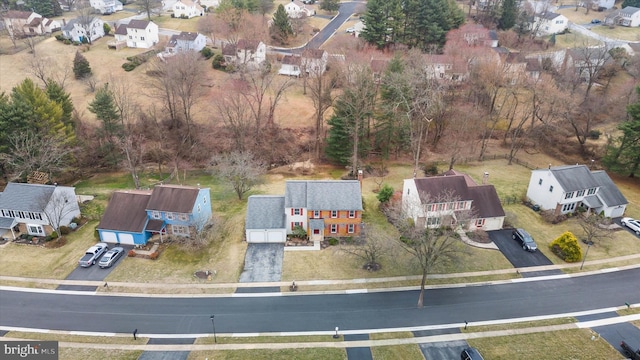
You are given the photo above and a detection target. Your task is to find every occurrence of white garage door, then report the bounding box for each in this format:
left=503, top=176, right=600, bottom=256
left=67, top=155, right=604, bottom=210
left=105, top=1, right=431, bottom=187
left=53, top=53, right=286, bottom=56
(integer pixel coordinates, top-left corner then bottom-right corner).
left=101, top=231, right=117, bottom=243
left=267, top=230, right=285, bottom=243
left=247, top=230, right=266, bottom=243
left=118, top=233, right=135, bottom=245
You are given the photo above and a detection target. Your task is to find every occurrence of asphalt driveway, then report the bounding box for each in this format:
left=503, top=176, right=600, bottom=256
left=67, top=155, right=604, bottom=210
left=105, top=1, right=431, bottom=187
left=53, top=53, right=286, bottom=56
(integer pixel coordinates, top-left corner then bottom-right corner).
left=57, top=244, right=132, bottom=291
left=238, top=243, right=284, bottom=284
left=592, top=322, right=640, bottom=358
left=615, top=217, right=640, bottom=238
left=489, top=230, right=557, bottom=275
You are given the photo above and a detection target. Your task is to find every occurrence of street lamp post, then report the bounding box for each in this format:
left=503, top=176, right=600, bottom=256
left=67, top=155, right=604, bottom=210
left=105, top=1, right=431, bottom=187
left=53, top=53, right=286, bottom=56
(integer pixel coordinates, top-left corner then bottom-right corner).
left=580, top=242, right=592, bottom=270
left=210, top=315, right=217, bottom=343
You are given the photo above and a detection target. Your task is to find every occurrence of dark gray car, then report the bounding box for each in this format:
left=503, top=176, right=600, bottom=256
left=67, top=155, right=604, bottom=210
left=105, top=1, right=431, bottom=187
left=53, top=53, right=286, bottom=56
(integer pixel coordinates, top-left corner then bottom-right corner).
left=512, top=228, right=538, bottom=252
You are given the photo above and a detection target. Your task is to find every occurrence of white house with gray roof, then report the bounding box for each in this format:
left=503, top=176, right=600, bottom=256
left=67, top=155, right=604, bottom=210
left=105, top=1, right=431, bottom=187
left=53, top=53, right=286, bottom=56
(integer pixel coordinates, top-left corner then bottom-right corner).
left=245, top=179, right=363, bottom=243
left=526, top=165, right=627, bottom=217
left=0, top=183, right=81, bottom=240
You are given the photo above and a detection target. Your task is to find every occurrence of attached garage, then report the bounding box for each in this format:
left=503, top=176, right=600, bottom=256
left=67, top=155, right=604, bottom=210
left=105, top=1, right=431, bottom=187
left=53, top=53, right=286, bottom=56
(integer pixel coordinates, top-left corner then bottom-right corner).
left=118, top=233, right=135, bottom=245
left=246, top=195, right=287, bottom=243
left=97, top=190, right=154, bottom=246
left=100, top=231, right=118, bottom=243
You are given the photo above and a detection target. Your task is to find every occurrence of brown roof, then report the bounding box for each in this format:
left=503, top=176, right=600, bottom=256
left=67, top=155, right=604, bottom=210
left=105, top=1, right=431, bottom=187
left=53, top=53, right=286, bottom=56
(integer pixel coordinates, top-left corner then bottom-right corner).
left=114, top=24, right=127, bottom=35
left=127, top=19, right=151, bottom=29
left=4, top=10, right=32, bottom=19
left=413, top=174, right=505, bottom=219
left=237, top=39, right=261, bottom=51
left=97, top=190, right=152, bottom=232
left=146, top=184, right=200, bottom=213
left=282, top=54, right=301, bottom=65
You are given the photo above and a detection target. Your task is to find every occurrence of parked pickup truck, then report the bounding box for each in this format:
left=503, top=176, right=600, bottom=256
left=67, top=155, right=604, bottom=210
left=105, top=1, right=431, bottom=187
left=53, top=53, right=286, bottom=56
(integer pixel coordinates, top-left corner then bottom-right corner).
left=78, top=243, right=108, bottom=267
left=622, top=341, right=640, bottom=360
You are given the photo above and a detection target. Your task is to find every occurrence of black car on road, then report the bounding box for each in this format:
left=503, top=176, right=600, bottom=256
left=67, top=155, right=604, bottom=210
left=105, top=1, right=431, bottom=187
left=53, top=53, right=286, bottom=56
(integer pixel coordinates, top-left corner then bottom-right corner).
left=512, top=228, right=538, bottom=252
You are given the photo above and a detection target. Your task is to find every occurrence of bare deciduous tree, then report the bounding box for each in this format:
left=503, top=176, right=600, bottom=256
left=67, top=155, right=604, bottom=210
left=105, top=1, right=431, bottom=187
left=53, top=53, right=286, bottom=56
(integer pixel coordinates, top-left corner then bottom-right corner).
left=39, top=190, right=79, bottom=238
left=0, top=132, right=73, bottom=181
left=137, top=0, right=163, bottom=20
left=239, top=70, right=295, bottom=137
left=308, top=62, right=336, bottom=159
left=210, top=151, right=266, bottom=200
left=340, top=224, right=392, bottom=271
left=26, top=54, right=71, bottom=89
left=76, top=0, right=97, bottom=44
left=578, top=213, right=612, bottom=245
left=213, top=81, right=254, bottom=152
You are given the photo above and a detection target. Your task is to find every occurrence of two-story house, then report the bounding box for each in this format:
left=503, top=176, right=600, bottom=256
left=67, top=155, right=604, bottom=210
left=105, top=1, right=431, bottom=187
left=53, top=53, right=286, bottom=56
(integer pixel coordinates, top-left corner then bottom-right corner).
left=0, top=183, right=81, bottom=240
left=113, top=20, right=159, bottom=49
left=284, top=0, right=315, bottom=18
left=97, top=184, right=212, bottom=245
left=3, top=11, right=61, bottom=39
left=617, top=6, right=640, bottom=27
left=172, top=0, right=204, bottom=18
left=526, top=165, right=627, bottom=217
left=245, top=178, right=363, bottom=243
left=164, top=31, right=206, bottom=54
left=222, top=39, right=266, bottom=70
left=62, top=17, right=105, bottom=43
left=89, top=0, right=123, bottom=14
left=278, top=49, right=328, bottom=77
left=402, top=170, right=505, bottom=231
left=534, top=12, right=569, bottom=36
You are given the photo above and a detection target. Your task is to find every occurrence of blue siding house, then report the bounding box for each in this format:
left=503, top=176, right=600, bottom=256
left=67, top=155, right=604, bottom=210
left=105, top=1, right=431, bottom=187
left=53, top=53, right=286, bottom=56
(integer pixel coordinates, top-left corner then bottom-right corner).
left=97, top=185, right=211, bottom=245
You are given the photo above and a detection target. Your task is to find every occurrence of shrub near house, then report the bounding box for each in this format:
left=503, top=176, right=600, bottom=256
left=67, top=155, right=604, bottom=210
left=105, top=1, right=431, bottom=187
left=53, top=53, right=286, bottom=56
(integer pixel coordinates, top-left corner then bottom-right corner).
left=549, top=231, right=582, bottom=262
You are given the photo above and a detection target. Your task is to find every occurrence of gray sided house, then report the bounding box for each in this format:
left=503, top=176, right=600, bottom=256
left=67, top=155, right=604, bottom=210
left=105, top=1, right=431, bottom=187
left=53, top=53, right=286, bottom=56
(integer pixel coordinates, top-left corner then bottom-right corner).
left=0, top=183, right=81, bottom=239
left=526, top=165, right=627, bottom=217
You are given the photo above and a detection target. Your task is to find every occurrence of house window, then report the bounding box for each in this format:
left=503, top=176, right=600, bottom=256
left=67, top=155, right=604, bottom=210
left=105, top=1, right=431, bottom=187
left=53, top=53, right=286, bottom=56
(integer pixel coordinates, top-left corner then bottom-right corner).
left=197, top=205, right=201, bottom=213
left=203, top=197, right=207, bottom=204
left=129, top=35, right=132, bottom=39
left=577, top=190, right=585, bottom=197
left=151, top=211, right=161, bottom=219
left=331, top=210, right=338, bottom=218
left=348, top=210, right=355, bottom=218
left=458, top=201, right=466, bottom=210
left=294, top=208, right=301, bottom=215
left=587, top=188, right=596, bottom=195
left=27, top=225, right=45, bottom=236
left=178, top=213, right=188, bottom=221
left=348, top=224, right=355, bottom=233
left=171, top=224, right=190, bottom=236
left=314, top=210, right=320, bottom=218
left=330, top=224, right=337, bottom=233
left=291, top=221, right=303, bottom=230
left=437, top=203, right=444, bottom=211
left=565, top=192, right=574, bottom=199
left=141, top=36, right=145, bottom=40
left=166, top=212, right=175, bottom=220
left=475, top=219, right=485, bottom=227
left=538, top=178, right=543, bottom=185
left=549, top=186, right=554, bottom=192
left=427, top=217, right=441, bottom=226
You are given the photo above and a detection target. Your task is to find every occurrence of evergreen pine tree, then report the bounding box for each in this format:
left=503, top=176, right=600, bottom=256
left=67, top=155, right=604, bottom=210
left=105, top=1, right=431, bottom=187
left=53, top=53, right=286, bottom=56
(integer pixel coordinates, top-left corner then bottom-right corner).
left=26, top=0, right=55, bottom=17
left=88, top=84, right=123, bottom=167
left=498, top=0, right=517, bottom=30
left=271, top=4, right=293, bottom=44
left=325, top=113, right=352, bottom=166
left=603, top=86, right=640, bottom=177
left=46, top=80, right=75, bottom=129
left=73, top=51, right=92, bottom=79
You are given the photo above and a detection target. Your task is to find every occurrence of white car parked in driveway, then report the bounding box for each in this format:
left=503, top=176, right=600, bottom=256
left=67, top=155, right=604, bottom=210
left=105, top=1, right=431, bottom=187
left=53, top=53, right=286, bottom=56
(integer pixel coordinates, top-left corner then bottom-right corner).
left=621, top=217, right=640, bottom=235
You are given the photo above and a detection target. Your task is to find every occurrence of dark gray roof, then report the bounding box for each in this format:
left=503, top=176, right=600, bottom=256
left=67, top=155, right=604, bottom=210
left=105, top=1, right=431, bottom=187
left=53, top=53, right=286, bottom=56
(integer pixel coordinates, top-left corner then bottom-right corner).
left=548, top=165, right=600, bottom=192
left=127, top=19, right=151, bottom=29
left=0, top=183, right=56, bottom=212
left=246, top=195, right=285, bottom=229
left=97, top=190, right=152, bottom=232
left=309, top=218, right=324, bottom=230
left=61, top=18, right=79, bottom=31
left=284, top=180, right=363, bottom=211
left=0, top=217, right=16, bottom=229
left=114, top=24, right=127, bottom=35
left=621, top=6, right=640, bottom=15
left=413, top=175, right=504, bottom=218
left=592, top=171, right=628, bottom=207
left=582, top=195, right=603, bottom=208
left=539, top=12, right=562, bottom=20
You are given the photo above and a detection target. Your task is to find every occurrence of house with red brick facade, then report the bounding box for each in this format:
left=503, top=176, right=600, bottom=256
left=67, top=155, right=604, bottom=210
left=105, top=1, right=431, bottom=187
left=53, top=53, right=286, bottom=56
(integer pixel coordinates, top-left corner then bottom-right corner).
left=245, top=178, right=363, bottom=243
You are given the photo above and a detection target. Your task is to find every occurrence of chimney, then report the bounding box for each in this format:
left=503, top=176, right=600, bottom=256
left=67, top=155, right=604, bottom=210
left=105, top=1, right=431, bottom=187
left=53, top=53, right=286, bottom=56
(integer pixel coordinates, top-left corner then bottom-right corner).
left=357, top=169, right=363, bottom=189
left=482, top=172, right=489, bottom=184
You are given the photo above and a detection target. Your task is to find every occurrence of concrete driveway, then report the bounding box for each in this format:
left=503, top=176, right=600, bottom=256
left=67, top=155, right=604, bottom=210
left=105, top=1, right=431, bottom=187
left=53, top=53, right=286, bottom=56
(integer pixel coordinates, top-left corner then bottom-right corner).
left=489, top=230, right=558, bottom=276
left=57, top=244, right=132, bottom=291
left=238, top=243, right=284, bottom=284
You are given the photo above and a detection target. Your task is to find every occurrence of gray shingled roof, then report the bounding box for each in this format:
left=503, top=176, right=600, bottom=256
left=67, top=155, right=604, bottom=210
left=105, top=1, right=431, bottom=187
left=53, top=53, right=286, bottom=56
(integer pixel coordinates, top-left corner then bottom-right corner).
left=592, top=171, right=628, bottom=207
left=0, top=183, right=56, bottom=212
left=97, top=190, right=152, bottom=232
left=0, top=217, right=16, bottom=229
left=539, top=12, right=561, bottom=20
left=246, top=195, right=285, bottom=229
left=582, top=195, right=603, bottom=208
left=549, top=165, right=600, bottom=192
left=284, top=180, right=363, bottom=211
left=469, top=186, right=506, bottom=218
left=146, top=185, right=202, bottom=213
left=621, top=6, right=640, bottom=15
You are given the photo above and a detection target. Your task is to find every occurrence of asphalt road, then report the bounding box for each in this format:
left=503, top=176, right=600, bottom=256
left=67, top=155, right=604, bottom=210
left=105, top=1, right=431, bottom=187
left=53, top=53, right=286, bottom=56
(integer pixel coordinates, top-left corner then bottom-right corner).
left=1, top=268, right=639, bottom=335
left=303, top=2, right=361, bottom=50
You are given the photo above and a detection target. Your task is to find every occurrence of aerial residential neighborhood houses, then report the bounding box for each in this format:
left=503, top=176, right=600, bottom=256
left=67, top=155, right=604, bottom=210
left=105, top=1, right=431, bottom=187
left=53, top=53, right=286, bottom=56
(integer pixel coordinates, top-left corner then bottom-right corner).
left=284, top=0, right=315, bottom=18
left=62, top=17, right=105, bottom=43
left=0, top=183, right=81, bottom=240
left=222, top=39, right=267, bottom=69
left=607, top=6, right=640, bottom=27
left=402, top=170, right=506, bottom=232
left=172, top=0, right=204, bottom=18
left=2, top=10, right=61, bottom=38
left=97, top=184, right=212, bottom=246
left=89, top=0, right=124, bottom=14
left=164, top=31, right=206, bottom=54
left=112, top=20, right=159, bottom=49
left=526, top=165, right=628, bottom=218
left=533, top=12, right=569, bottom=36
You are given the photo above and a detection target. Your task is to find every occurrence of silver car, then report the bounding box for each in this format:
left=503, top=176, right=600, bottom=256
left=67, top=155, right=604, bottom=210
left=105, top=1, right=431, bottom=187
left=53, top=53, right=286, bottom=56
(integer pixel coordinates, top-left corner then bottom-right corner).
left=99, top=247, right=125, bottom=268
left=621, top=217, right=640, bottom=236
